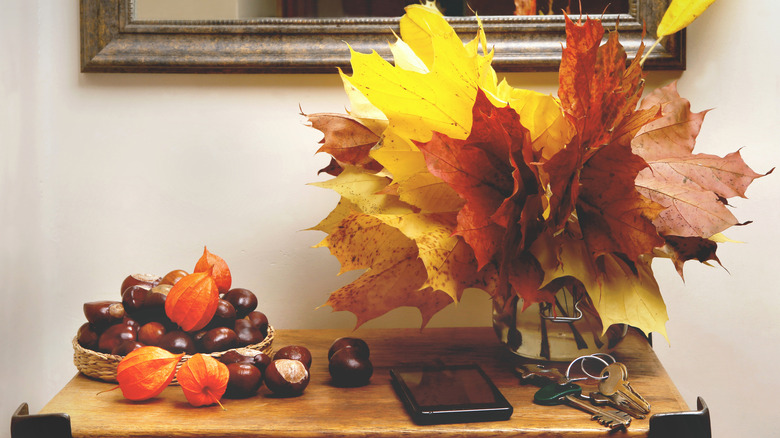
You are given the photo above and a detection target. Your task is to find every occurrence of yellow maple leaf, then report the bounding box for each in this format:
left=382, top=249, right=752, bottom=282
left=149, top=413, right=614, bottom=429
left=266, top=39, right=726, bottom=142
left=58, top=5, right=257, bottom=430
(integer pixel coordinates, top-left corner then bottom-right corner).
left=395, top=172, right=464, bottom=213
left=315, top=209, right=454, bottom=328
left=656, top=0, right=717, bottom=38
left=342, top=3, right=497, bottom=144
left=306, top=197, right=356, bottom=235
left=496, top=81, right=574, bottom=161
left=374, top=212, right=477, bottom=301
left=309, top=166, right=411, bottom=216
left=314, top=211, right=414, bottom=274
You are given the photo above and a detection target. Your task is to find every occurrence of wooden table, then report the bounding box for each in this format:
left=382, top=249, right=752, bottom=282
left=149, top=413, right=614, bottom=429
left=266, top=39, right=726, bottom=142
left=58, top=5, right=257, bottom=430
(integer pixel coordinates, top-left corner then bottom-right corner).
left=18, top=327, right=708, bottom=437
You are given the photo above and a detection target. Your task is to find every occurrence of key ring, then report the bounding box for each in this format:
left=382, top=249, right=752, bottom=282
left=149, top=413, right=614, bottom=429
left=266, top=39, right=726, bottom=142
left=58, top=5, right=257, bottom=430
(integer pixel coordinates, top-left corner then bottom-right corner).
left=565, top=353, right=616, bottom=382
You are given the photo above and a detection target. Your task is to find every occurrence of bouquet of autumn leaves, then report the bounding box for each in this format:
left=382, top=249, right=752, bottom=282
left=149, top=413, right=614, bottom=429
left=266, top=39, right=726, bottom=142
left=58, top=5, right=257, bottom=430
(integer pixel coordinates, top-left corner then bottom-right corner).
left=306, top=3, right=767, bottom=339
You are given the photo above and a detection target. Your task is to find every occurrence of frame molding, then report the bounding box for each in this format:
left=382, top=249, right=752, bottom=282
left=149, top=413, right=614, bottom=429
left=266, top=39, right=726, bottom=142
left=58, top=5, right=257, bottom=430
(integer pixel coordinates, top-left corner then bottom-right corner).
left=80, top=0, right=684, bottom=73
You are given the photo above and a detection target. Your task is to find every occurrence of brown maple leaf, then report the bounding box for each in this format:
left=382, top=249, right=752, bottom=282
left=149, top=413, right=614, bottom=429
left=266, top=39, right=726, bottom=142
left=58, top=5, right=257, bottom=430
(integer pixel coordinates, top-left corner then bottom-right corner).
left=306, top=112, right=383, bottom=176
left=632, top=82, right=771, bottom=238
left=660, top=235, right=721, bottom=280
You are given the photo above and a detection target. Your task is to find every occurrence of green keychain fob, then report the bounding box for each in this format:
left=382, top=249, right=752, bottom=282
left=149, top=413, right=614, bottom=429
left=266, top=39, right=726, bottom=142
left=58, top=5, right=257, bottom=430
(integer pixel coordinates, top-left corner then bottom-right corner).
left=533, top=382, right=582, bottom=405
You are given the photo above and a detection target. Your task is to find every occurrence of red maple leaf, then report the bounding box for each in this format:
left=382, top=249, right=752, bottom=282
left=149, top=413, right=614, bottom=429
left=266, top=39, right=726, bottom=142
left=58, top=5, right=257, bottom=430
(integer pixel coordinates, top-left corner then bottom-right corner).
left=546, top=16, right=649, bottom=232
left=416, top=90, right=552, bottom=305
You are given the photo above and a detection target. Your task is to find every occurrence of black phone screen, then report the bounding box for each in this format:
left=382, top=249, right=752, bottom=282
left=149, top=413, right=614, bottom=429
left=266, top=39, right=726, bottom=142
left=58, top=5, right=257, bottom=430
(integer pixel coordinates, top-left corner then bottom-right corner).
left=389, top=364, right=513, bottom=424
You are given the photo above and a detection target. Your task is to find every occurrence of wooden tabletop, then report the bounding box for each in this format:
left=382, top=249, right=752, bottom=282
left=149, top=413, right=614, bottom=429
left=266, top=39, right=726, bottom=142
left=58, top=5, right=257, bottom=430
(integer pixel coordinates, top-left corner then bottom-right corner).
left=40, top=327, right=689, bottom=437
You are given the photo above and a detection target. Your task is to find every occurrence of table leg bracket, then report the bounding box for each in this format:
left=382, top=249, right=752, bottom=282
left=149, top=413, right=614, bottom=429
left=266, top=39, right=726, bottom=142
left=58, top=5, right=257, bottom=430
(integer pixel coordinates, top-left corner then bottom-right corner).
left=11, top=403, right=72, bottom=438
left=649, top=396, right=711, bottom=438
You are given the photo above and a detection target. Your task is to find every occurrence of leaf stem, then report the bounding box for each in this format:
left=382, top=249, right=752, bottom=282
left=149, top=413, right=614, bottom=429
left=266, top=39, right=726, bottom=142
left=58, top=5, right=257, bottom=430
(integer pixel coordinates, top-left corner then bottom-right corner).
left=640, top=36, right=663, bottom=66
left=206, top=389, right=227, bottom=411
left=96, top=385, right=121, bottom=396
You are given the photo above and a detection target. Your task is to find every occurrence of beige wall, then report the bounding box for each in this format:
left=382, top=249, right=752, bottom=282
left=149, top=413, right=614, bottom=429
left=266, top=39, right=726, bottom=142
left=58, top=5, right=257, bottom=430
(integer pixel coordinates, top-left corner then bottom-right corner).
left=2, top=1, right=778, bottom=437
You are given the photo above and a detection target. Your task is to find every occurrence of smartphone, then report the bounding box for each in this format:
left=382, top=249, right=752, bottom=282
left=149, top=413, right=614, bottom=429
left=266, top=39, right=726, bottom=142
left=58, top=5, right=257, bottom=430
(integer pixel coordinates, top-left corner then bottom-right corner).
left=389, top=364, right=513, bottom=425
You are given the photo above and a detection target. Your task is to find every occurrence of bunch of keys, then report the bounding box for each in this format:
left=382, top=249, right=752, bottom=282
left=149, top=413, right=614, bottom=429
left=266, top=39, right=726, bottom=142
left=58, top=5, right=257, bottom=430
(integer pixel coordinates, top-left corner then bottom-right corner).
left=516, top=354, right=651, bottom=430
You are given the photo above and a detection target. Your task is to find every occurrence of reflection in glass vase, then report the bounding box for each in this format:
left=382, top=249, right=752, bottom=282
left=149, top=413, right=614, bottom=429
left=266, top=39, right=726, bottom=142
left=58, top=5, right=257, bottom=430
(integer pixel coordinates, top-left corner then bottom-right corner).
left=492, top=287, right=627, bottom=362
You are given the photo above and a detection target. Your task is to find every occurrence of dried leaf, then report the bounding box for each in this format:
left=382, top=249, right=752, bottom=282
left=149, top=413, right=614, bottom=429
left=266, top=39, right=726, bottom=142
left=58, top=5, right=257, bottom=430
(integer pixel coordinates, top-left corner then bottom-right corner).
left=176, top=353, right=229, bottom=408
left=548, top=17, right=647, bottom=230
left=306, top=112, right=382, bottom=174
left=657, top=0, right=717, bottom=38
left=193, top=247, right=232, bottom=294
left=318, top=210, right=454, bottom=328
left=373, top=212, right=479, bottom=301
left=577, top=138, right=665, bottom=263
left=115, top=346, right=183, bottom=401
left=632, top=83, right=768, bottom=238
left=659, top=235, right=721, bottom=279
left=417, top=91, right=537, bottom=270
left=165, top=269, right=220, bottom=332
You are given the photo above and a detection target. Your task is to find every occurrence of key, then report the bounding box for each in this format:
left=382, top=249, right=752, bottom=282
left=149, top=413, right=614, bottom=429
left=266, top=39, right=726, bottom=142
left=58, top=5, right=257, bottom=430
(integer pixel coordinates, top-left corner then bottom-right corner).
left=598, top=362, right=651, bottom=417
left=515, top=364, right=568, bottom=385
left=587, top=391, right=647, bottom=419
left=534, top=382, right=632, bottom=429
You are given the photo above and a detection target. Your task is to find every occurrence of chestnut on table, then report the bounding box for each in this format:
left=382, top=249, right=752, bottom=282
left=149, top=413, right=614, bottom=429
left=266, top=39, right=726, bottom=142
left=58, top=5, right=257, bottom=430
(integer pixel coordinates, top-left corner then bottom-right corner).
left=31, top=327, right=701, bottom=437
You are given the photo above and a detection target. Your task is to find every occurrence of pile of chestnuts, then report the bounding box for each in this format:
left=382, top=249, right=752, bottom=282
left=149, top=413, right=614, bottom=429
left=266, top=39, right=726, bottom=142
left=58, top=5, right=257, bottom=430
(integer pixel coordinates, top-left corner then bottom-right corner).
left=77, top=272, right=270, bottom=357
left=216, top=345, right=313, bottom=398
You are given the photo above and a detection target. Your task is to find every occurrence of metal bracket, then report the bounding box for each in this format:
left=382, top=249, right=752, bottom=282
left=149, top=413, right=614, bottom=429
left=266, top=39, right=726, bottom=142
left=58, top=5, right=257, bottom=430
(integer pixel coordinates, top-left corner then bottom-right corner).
left=11, top=403, right=72, bottom=438
left=649, top=397, right=711, bottom=438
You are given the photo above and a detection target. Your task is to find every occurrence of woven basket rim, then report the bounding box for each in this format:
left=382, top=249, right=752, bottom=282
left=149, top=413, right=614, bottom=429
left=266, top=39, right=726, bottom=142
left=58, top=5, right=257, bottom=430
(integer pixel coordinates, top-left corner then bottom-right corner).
left=74, top=324, right=275, bottom=382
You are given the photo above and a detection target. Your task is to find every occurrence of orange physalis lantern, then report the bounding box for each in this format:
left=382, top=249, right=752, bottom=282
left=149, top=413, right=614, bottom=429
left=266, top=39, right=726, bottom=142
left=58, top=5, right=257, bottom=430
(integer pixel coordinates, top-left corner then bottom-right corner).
left=116, top=346, right=183, bottom=401
left=194, top=246, right=232, bottom=294
left=165, top=269, right=220, bottom=332
left=177, top=353, right=229, bottom=408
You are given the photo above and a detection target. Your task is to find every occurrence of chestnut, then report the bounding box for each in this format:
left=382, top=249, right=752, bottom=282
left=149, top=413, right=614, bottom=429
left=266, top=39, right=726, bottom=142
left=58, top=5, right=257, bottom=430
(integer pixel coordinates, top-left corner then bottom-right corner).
left=264, top=359, right=309, bottom=397
left=327, top=337, right=370, bottom=361
left=224, top=363, right=263, bottom=399
left=234, top=319, right=254, bottom=331
left=121, top=285, right=149, bottom=314
left=218, top=350, right=256, bottom=365
left=138, top=321, right=166, bottom=346
left=223, top=288, right=258, bottom=318
left=149, top=284, right=172, bottom=296
left=77, top=322, right=99, bottom=350
left=328, top=348, right=373, bottom=387
left=120, top=273, right=161, bottom=295
left=143, top=292, right=167, bottom=320
left=157, top=330, right=197, bottom=355
left=199, top=327, right=238, bottom=353
left=252, top=352, right=272, bottom=372
left=246, top=311, right=269, bottom=332
left=158, top=269, right=188, bottom=287
left=122, top=316, right=140, bottom=332
left=274, top=345, right=312, bottom=370
left=97, top=322, right=137, bottom=353
left=236, top=327, right=265, bottom=347
left=83, top=301, right=125, bottom=329
left=122, top=285, right=168, bottom=323
left=111, top=340, right=144, bottom=356
left=206, top=300, right=237, bottom=329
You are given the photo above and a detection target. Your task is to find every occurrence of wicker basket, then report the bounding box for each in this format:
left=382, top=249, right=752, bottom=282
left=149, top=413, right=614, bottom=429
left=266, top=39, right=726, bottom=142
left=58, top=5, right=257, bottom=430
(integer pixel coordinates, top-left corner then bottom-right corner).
left=73, top=325, right=275, bottom=383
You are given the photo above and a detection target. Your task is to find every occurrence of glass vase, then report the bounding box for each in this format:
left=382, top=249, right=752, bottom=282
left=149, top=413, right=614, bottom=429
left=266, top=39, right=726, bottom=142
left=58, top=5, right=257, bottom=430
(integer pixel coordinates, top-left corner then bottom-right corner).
left=492, top=288, right=627, bottom=362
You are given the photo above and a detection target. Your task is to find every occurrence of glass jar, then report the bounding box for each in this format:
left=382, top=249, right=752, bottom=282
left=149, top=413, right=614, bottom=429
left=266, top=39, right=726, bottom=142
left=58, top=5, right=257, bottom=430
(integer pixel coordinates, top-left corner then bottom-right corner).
left=492, top=288, right=627, bottom=362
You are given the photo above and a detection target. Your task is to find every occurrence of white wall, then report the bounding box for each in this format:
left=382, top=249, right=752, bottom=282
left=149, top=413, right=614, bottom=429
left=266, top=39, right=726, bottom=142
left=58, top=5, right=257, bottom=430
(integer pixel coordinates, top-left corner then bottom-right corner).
left=1, top=1, right=778, bottom=437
